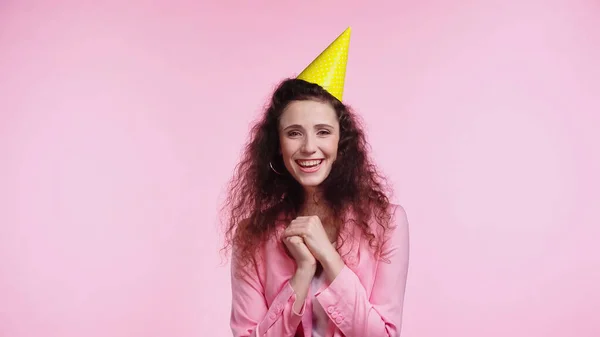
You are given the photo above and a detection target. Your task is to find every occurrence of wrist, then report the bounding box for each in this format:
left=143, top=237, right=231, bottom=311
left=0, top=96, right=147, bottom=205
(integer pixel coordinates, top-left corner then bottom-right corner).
left=320, top=252, right=344, bottom=282
left=291, top=264, right=316, bottom=292
left=296, top=263, right=317, bottom=275
left=320, top=249, right=342, bottom=269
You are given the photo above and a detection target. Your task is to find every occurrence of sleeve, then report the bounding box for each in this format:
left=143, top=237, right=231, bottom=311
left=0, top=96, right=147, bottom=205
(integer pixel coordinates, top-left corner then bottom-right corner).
left=229, top=251, right=306, bottom=337
left=314, top=204, right=410, bottom=337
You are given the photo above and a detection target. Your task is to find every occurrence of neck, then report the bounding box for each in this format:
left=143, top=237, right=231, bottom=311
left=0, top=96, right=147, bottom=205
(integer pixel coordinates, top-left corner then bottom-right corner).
left=301, top=187, right=324, bottom=214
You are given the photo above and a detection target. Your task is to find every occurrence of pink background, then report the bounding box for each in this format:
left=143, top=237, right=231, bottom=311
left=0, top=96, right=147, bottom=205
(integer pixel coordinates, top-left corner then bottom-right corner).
left=1, top=1, right=599, bottom=336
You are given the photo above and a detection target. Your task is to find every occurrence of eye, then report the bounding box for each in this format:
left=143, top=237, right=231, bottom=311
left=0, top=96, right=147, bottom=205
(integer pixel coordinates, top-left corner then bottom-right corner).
left=287, top=130, right=302, bottom=137
left=317, top=129, right=331, bottom=136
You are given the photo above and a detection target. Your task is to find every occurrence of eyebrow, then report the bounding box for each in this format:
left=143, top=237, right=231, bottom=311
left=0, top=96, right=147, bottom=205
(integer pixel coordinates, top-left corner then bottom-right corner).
left=282, top=123, right=335, bottom=131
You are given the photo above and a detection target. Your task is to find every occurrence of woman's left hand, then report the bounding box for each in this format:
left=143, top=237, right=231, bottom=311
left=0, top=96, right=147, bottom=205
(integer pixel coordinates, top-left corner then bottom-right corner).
left=282, top=215, right=339, bottom=264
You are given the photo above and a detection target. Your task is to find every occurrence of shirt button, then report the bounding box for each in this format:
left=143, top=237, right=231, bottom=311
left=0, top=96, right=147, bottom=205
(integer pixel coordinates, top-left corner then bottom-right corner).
left=327, top=307, right=335, bottom=313
left=335, top=317, right=343, bottom=324
left=331, top=311, right=338, bottom=318
left=270, top=312, right=277, bottom=319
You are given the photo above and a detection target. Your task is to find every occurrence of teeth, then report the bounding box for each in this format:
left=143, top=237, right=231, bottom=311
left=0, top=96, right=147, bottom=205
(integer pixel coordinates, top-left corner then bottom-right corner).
left=297, top=160, right=322, bottom=167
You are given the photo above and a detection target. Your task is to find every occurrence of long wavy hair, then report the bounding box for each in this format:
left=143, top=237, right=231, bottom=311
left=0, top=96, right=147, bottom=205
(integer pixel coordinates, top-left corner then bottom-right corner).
left=221, top=78, right=394, bottom=273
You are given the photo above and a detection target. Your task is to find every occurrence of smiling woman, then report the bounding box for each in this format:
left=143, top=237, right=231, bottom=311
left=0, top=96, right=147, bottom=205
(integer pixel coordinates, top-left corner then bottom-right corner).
left=279, top=100, right=340, bottom=190
left=221, top=27, right=410, bottom=337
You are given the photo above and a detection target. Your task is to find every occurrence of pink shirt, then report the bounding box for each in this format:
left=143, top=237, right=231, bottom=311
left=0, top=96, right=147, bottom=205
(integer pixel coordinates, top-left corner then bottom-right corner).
left=310, top=271, right=328, bottom=336
left=229, top=204, right=410, bottom=337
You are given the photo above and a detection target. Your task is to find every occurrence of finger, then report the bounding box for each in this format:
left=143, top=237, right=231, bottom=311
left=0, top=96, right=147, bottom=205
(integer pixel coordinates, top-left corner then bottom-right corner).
left=283, top=228, right=303, bottom=238
left=307, top=216, right=322, bottom=226
left=289, top=218, right=308, bottom=226
left=285, top=236, right=303, bottom=244
left=283, top=227, right=306, bottom=238
left=291, top=216, right=320, bottom=227
left=292, top=216, right=317, bottom=223
left=286, top=220, right=309, bottom=231
left=286, top=223, right=307, bottom=233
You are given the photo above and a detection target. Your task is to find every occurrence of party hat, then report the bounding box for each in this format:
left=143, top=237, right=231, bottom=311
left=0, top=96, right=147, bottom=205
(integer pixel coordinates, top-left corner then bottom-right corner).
left=297, top=27, right=351, bottom=101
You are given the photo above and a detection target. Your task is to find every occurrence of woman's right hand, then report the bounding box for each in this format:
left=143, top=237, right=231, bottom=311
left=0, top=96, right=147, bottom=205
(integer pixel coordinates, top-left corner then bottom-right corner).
left=283, top=235, right=317, bottom=272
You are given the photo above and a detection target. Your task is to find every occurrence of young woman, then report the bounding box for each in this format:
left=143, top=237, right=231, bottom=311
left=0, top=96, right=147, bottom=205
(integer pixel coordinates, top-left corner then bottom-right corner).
left=221, top=28, right=410, bottom=337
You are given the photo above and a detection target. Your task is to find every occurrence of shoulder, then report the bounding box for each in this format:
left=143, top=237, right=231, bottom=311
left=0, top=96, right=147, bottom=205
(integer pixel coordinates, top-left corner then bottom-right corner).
left=346, top=202, right=409, bottom=246
left=390, top=203, right=408, bottom=226
left=379, top=203, right=409, bottom=244
left=373, top=203, right=409, bottom=262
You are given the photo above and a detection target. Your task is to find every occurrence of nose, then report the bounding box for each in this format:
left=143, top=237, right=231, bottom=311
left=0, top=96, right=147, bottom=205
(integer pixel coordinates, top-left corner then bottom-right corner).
left=301, top=134, right=317, bottom=154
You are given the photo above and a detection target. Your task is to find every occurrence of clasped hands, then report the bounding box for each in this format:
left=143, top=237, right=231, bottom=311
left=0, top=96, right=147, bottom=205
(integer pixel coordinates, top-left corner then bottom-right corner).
left=282, top=215, right=344, bottom=279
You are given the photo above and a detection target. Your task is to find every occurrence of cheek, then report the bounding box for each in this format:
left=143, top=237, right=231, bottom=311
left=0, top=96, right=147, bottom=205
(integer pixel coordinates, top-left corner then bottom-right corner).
left=279, top=141, right=295, bottom=159
left=325, top=139, right=340, bottom=159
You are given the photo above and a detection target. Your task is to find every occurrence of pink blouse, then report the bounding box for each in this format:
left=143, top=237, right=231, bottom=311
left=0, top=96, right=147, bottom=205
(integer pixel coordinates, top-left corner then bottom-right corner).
left=229, top=204, right=410, bottom=337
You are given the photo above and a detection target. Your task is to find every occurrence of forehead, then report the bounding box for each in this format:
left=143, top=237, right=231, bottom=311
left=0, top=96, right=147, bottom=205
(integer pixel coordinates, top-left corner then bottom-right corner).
left=279, top=100, right=338, bottom=127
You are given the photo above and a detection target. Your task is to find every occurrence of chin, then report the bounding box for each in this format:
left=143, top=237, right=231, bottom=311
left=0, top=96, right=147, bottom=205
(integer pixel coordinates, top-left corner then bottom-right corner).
left=299, top=180, right=324, bottom=188
left=296, top=173, right=330, bottom=189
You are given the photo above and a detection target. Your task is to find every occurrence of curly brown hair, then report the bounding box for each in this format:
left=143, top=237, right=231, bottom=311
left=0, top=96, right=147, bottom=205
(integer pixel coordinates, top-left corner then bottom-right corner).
left=220, top=78, right=394, bottom=273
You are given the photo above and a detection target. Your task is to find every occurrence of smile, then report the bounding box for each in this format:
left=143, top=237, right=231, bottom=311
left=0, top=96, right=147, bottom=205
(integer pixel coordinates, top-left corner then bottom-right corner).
left=295, top=159, right=324, bottom=173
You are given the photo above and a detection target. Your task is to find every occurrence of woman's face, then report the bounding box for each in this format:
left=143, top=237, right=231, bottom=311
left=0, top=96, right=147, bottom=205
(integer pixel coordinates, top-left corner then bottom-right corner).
left=278, top=100, right=340, bottom=190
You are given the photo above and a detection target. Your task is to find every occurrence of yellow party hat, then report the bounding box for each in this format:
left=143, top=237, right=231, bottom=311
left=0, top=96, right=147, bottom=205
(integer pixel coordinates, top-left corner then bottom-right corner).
left=297, top=27, right=351, bottom=101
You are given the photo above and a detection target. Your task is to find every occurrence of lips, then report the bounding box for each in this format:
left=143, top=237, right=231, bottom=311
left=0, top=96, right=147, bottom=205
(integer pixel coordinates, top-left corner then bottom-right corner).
left=296, top=159, right=322, bottom=167
left=295, top=159, right=323, bottom=173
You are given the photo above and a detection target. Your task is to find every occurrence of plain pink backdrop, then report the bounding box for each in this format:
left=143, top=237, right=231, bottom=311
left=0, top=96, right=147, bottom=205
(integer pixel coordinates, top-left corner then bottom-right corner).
left=1, top=1, right=599, bottom=336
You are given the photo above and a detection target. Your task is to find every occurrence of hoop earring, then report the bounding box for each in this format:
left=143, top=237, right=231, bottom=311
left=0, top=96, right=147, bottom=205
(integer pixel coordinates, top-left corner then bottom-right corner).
left=269, top=161, right=283, bottom=175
